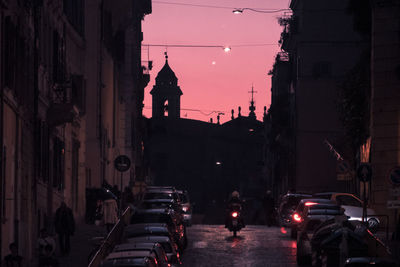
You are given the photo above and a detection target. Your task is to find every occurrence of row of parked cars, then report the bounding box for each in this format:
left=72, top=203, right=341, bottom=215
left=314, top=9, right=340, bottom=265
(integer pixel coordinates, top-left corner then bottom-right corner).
left=278, top=192, right=398, bottom=266
left=100, top=186, right=192, bottom=267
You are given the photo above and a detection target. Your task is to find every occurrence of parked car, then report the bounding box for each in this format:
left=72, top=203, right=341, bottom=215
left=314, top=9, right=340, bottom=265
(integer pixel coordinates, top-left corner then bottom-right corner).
left=130, top=209, right=187, bottom=250
left=123, top=223, right=187, bottom=251
left=125, top=235, right=181, bottom=265
left=290, top=198, right=334, bottom=238
left=100, top=251, right=158, bottom=267
left=112, top=243, right=169, bottom=267
left=176, top=190, right=192, bottom=226
left=313, top=192, right=380, bottom=231
left=143, top=189, right=181, bottom=204
left=296, top=203, right=344, bottom=265
left=140, top=199, right=182, bottom=214
left=278, top=193, right=312, bottom=227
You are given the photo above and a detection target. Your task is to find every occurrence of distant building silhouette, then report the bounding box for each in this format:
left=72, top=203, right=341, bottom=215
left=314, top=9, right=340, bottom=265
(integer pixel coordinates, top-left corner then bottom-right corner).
left=145, top=56, right=266, bottom=222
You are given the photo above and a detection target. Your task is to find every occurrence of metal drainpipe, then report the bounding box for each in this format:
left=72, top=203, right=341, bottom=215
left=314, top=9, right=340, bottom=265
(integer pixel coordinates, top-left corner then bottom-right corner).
left=33, top=0, right=40, bottom=237
left=99, top=0, right=104, bottom=184
left=0, top=8, right=4, bottom=265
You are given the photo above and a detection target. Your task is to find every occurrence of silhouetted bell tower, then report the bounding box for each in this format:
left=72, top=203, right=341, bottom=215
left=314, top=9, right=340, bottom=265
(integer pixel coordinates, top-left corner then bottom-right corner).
left=150, top=53, right=183, bottom=119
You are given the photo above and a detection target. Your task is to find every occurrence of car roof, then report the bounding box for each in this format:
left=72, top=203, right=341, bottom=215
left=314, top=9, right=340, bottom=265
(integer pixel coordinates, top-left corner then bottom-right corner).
left=126, top=235, right=172, bottom=243
left=283, top=193, right=312, bottom=198
left=136, top=208, right=171, bottom=214
left=106, top=250, right=153, bottom=260
left=299, top=198, right=334, bottom=204
left=143, top=199, right=174, bottom=203
left=145, top=189, right=175, bottom=194
left=124, top=225, right=169, bottom=236
left=114, top=243, right=156, bottom=252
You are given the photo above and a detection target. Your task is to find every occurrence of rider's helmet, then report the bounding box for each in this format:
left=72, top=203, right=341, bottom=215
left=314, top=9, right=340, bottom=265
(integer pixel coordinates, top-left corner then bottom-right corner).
left=231, top=191, right=240, bottom=198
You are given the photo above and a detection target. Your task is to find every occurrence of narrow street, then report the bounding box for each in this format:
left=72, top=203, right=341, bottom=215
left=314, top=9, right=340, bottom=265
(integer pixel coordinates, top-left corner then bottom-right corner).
left=181, top=225, right=297, bottom=267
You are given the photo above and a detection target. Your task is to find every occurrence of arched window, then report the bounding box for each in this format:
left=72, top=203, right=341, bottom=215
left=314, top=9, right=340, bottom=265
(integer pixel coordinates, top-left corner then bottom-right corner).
left=163, top=100, right=168, bottom=117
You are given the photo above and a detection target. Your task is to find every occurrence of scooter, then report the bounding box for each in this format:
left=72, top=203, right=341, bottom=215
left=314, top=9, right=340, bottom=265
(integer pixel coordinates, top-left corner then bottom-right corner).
left=227, top=204, right=244, bottom=237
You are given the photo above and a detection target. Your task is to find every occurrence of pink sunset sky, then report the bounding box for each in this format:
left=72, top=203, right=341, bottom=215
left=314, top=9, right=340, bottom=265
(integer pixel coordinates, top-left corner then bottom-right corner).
left=142, top=0, right=290, bottom=123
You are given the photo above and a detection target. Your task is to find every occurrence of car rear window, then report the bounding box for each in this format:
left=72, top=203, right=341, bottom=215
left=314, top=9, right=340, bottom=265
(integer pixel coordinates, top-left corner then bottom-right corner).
left=144, top=193, right=173, bottom=200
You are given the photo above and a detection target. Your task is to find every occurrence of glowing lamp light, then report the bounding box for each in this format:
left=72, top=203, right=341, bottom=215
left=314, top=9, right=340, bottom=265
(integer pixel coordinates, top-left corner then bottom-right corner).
left=293, top=213, right=301, bottom=222
left=232, top=9, right=243, bottom=14
left=216, top=161, right=222, bottom=165
left=231, top=212, right=238, bottom=218
left=223, top=46, right=231, bottom=53
left=305, top=202, right=318, bottom=206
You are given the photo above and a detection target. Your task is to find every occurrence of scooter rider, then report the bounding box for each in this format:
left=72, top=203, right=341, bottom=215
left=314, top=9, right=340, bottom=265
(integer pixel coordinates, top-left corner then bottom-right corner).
left=225, top=191, right=245, bottom=228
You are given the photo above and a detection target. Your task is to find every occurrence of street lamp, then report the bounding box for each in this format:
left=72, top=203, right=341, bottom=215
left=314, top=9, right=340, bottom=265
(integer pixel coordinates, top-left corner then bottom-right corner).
left=223, top=46, right=231, bottom=53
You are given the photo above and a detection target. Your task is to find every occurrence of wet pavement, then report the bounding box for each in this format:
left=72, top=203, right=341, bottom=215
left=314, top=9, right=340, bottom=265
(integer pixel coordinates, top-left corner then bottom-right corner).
left=181, top=225, right=297, bottom=267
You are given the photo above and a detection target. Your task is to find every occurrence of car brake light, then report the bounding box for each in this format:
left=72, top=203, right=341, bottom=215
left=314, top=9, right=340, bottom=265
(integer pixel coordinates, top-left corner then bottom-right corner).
left=231, top=212, right=238, bottom=218
left=293, top=213, right=302, bottom=222
left=305, top=202, right=318, bottom=206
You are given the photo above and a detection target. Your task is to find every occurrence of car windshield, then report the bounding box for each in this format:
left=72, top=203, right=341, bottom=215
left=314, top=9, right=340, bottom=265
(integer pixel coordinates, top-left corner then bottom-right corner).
left=283, top=196, right=306, bottom=210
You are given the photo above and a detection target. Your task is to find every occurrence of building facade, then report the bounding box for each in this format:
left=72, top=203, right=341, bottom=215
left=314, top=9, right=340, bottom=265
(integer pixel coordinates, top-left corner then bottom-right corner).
left=0, top=0, right=151, bottom=261
left=269, top=0, right=368, bottom=195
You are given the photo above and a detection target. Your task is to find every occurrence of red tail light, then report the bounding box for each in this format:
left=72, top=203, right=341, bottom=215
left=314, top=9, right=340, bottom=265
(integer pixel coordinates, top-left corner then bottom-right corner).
left=293, top=213, right=302, bottom=222
left=231, top=212, right=238, bottom=218
left=305, top=201, right=318, bottom=206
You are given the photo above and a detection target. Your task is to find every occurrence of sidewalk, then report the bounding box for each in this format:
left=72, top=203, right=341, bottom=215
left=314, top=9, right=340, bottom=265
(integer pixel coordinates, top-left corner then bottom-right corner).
left=58, top=223, right=107, bottom=267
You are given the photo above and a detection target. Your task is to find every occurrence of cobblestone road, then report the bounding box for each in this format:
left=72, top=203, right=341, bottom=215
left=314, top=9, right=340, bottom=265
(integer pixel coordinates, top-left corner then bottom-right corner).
left=181, top=225, right=298, bottom=267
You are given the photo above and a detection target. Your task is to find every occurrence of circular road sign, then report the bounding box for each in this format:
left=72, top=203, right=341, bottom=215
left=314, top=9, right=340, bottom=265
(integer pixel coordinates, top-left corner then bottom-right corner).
left=357, top=163, right=372, bottom=182
left=389, top=167, right=400, bottom=186
left=114, top=155, right=131, bottom=172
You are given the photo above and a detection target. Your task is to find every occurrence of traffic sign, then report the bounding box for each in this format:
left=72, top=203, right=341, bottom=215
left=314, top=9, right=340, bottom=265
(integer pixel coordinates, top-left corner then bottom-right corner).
left=357, top=163, right=372, bottom=182
left=389, top=167, right=400, bottom=186
left=114, top=155, right=131, bottom=172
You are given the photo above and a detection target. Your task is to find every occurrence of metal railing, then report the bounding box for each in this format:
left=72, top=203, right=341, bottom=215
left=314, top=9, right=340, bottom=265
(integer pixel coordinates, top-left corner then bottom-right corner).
left=88, top=207, right=132, bottom=267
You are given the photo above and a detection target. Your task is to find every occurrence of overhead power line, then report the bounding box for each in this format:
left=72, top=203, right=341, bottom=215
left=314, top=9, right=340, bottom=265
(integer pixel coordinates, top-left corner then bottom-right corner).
left=142, top=43, right=278, bottom=48
left=152, top=1, right=288, bottom=12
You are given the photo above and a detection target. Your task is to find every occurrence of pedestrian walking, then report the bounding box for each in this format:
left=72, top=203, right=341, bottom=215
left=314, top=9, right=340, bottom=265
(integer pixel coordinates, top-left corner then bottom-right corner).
left=54, top=202, right=75, bottom=255
left=263, top=190, right=275, bottom=227
left=103, top=197, right=118, bottom=233
left=3, top=243, right=24, bottom=267
left=94, top=199, right=104, bottom=226
left=37, top=228, right=56, bottom=259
